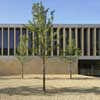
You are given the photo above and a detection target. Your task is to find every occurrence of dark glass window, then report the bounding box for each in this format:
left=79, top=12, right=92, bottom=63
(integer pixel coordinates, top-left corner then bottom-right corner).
left=90, top=28, right=94, bottom=56
left=65, top=28, right=69, bottom=48
left=28, top=31, right=32, bottom=55
left=59, top=28, right=63, bottom=56
left=84, top=28, right=88, bottom=55
left=22, top=28, right=26, bottom=35
left=3, top=28, right=8, bottom=55
left=34, top=32, right=39, bottom=55
left=96, top=28, right=100, bottom=55
left=78, top=28, right=81, bottom=49
left=16, top=28, right=20, bottom=54
left=53, top=28, right=57, bottom=56
left=72, top=28, right=75, bottom=40
left=16, top=28, right=20, bottom=48
left=0, top=28, right=2, bottom=55
left=10, top=28, right=14, bottom=55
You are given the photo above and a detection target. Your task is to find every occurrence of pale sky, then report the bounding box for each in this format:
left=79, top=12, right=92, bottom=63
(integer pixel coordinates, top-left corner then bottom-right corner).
left=0, top=0, right=100, bottom=24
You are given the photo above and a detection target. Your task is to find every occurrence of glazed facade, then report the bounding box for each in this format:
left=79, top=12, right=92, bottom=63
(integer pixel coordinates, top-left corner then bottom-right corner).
left=0, top=24, right=100, bottom=57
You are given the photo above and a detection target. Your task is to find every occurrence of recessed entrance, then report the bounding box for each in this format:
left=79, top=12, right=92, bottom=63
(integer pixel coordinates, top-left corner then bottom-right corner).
left=78, top=60, right=100, bottom=76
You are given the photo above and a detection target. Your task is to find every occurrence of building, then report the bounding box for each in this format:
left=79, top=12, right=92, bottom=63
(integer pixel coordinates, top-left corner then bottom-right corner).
left=0, top=24, right=100, bottom=76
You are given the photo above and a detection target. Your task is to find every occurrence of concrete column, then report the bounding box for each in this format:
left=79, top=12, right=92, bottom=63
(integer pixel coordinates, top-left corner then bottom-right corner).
left=75, top=28, right=78, bottom=55
left=51, top=27, right=53, bottom=56
left=88, top=28, right=90, bottom=56
left=75, top=28, right=78, bottom=48
left=26, top=29, right=29, bottom=56
left=38, top=33, right=41, bottom=56
left=69, top=27, right=72, bottom=46
left=81, top=28, right=84, bottom=56
left=32, top=32, right=34, bottom=56
left=57, top=27, right=60, bottom=56
left=1, top=27, right=3, bottom=56
left=8, top=27, right=10, bottom=56
left=14, top=27, right=16, bottom=56
left=63, top=27, right=66, bottom=56
left=94, top=28, right=96, bottom=56
left=20, top=27, right=22, bottom=48
left=45, top=33, right=47, bottom=56
left=20, top=27, right=22, bottom=36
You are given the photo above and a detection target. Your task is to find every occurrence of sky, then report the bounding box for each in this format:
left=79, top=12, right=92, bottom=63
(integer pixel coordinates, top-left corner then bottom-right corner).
left=0, top=0, right=100, bottom=24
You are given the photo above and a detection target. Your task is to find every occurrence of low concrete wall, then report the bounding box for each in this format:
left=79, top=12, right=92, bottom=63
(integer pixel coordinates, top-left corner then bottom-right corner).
left=0, top=56, right=78, bottom=75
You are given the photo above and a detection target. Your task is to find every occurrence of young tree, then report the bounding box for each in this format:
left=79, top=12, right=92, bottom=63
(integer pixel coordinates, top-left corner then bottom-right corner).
left=16, top=34, right=28, bottom=79
left=27, top=2, right=54, bottom=92
left=64, top=39, right=81, bottom=79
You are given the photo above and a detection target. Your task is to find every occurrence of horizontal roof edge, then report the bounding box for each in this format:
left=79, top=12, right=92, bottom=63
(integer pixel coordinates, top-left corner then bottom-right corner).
left=0, top=24, right=100, bottom=27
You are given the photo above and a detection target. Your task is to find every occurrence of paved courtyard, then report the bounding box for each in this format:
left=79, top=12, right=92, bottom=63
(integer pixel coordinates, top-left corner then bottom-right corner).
left=0, top=74, right=99, bottom=100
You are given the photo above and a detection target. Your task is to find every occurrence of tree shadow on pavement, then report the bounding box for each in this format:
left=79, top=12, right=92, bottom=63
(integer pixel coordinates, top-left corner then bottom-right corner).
left=0, top=86, right=99, bottom=96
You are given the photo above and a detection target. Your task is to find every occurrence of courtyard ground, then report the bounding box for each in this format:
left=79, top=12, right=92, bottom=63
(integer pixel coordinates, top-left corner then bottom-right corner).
left=0, top=74, right=99, bottom=100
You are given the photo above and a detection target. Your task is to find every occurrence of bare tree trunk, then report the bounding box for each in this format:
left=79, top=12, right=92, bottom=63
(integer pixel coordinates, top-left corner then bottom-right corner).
left=43, top=56, right=46, bottom=93
left=21, top=63, right=24, bottom=79
left=69, top=56, right=72, bottom=79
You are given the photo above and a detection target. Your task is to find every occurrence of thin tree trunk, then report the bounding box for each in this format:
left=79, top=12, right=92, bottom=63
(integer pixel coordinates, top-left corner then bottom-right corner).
left=43, top=55, right=46, bottom=93
left=69, top=56, right=72, bottom=79
left=21, top=63, right=24, bottom=79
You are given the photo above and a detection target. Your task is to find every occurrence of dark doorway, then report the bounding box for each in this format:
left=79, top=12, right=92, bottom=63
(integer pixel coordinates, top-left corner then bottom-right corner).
left=78, top=60, right=100, bottom=76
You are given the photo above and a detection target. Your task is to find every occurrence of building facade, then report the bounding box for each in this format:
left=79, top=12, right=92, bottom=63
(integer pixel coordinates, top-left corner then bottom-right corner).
left=0, top=24, right=100, bottom=75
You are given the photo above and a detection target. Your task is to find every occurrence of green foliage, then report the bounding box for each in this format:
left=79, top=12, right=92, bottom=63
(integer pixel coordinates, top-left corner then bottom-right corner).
left=63, top=39, right=81, bottom=66
left=27, top=2, right=55, bottom=92
left=16, top=34, right=29, bottom=79
left=16, top=34, right=28, bottom=63
left=65, top=39, right=81, bottom=56
left=27, top=2, right=54, bottom=56
left=63, top=39, right=81, bottom=79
